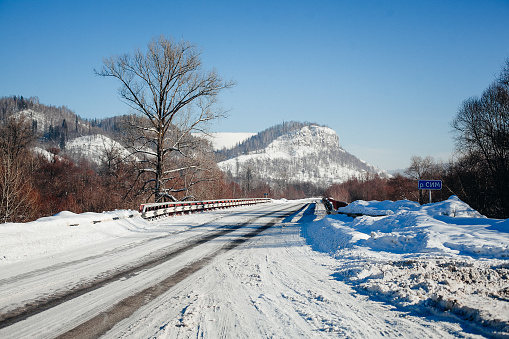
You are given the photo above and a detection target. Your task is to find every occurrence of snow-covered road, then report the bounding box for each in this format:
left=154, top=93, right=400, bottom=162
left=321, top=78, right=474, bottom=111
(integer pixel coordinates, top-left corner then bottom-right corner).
left=1, top=199, right=507, bottom=338
left=107, top=203, right=470, bottom=339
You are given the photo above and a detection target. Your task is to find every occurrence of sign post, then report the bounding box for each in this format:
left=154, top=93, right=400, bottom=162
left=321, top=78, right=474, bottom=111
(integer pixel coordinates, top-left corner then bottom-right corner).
left=418, top=180, right=442, bottom=204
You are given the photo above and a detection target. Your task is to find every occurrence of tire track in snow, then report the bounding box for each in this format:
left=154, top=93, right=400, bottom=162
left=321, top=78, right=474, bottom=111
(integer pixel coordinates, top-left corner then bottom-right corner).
left=0, top=204, right=306, bottom=335
left=0, top=208, right=275, bottom=326
left=0, top=210, right=253, bottom=286
left=55, top=204, right=307, bottom=339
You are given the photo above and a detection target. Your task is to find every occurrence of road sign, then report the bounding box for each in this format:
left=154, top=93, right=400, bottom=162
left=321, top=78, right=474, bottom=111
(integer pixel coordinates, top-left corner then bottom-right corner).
left=418, top=180, right=442, bottom=190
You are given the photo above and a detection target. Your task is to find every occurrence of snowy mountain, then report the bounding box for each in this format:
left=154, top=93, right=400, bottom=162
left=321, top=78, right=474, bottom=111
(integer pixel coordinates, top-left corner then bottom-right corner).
left=217, top=123, right=388, bottom=188
left=0, top=97, right=124, bottom=149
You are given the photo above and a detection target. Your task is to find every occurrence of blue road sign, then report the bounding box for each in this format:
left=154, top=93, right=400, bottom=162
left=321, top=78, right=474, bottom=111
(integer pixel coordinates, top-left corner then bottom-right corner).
left=418, top=180, right=442, bottom=190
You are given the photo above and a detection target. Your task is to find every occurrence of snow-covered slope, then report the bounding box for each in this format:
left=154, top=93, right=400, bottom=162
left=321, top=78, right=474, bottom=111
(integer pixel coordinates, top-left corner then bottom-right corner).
left=14, top=108, right=89, bottom=134
left=64, top=134, right=132, bottom=166
left=218, top=125, right=387, bottom=187
left=14, top=109, right=48, bottom=130
left=194, top=132, right=257, bottom=150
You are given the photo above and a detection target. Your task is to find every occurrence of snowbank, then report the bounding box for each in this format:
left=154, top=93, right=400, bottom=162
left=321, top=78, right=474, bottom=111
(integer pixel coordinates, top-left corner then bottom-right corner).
left=305, top=196, right=509, bottom=335
left=336, top=195, right=482, bottom=218
left=337, top=199, right=419, bottom=216
left=0, top=210, right=141, bottom=264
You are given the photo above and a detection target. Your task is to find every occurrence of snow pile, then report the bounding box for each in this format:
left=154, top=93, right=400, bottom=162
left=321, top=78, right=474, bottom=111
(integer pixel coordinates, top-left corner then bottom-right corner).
left=336, top=195, right=482, bottom=218
left=420, top=195, right=484, bottom=218
left=306, top=196, right=509, bottom=334
left=337, top=199, right=419, bottom=216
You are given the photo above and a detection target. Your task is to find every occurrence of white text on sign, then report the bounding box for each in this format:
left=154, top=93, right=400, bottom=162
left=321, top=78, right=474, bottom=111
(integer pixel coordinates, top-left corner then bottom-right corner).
left=418, top=180, right=442, bottom=190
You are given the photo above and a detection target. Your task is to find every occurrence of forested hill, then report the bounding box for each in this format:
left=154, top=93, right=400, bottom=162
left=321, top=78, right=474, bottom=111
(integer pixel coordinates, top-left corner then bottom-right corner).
left=215, top=121, right=322, bottom=161
left=0, top=96, right=123, bottom=146
left=216, top=123, right=389, bottom=190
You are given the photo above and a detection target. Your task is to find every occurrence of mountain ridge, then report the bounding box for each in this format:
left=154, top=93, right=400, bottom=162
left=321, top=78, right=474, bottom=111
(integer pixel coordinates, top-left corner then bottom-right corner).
left=216, top=123, right=389, bottom=190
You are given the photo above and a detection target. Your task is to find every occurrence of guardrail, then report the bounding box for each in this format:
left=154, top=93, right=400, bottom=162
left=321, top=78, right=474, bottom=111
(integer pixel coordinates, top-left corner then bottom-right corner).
left=139, top=198, right=272, bottom=219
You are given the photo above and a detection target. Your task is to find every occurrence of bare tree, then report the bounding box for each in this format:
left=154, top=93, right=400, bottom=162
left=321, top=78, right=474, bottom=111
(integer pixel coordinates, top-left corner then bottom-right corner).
left=405, top=156, right=437, bottom=181
left=0, top=116, right=39, bottom=222
left=96, top=36, right=234, bottom=202
left=452, top=59, right=509, bottom=217
left=405, top=155, right=439, bottom=204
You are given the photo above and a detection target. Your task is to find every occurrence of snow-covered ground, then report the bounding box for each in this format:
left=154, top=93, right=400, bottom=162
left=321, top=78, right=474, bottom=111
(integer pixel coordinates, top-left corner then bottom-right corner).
left=1, top=197, right=508, bottom=337
left=306, top=196, right=509, bottom=335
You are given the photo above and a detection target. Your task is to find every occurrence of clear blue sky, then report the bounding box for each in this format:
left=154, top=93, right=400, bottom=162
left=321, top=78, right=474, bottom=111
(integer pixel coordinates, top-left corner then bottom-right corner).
left=1, top=0, right=508, bottom=171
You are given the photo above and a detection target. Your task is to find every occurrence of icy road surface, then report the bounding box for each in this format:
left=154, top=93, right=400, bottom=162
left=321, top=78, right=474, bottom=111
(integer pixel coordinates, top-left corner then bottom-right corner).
left=0, top=200, right=503, bottom=338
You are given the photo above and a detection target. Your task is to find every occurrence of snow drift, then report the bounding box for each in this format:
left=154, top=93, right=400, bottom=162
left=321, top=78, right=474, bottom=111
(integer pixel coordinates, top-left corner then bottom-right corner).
left=305, top=196, right=509, bottom=335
